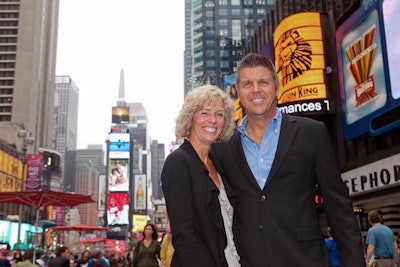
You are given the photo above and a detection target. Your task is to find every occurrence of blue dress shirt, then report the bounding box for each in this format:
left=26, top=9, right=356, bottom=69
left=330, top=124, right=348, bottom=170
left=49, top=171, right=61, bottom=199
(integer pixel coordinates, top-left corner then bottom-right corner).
left=237, top=108, right=282, bottom=189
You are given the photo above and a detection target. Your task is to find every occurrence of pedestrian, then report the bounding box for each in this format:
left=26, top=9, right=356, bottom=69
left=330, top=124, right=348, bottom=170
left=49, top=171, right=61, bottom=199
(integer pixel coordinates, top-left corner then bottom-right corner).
left=87, top=249, right=109, bottom=267
left=212, top=53, right=365, bottom=267
left=161, top=84, right=238, bottom=267
left=395, top=233, right=400, bottom=267
left=365, top=210, right=398, bottom=267
left=15, top=250, right=36, bottom=267
left=48, top=247, right=70, bottom=267
left=132, top=223, right=161, bottom=267
left=0, top=249, right=11, bottom=267
left=325, top=227, right=340, bottom=267
left=76, top=250, right=90, bottom=267
left=160, top=222, right=174, bottom=267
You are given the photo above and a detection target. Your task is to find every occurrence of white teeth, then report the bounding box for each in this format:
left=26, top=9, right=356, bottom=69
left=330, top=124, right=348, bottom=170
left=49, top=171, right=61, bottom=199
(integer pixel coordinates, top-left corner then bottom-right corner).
left=204, top=127, right=216, bottom=132
left=252, top=98, right=263, bottom=103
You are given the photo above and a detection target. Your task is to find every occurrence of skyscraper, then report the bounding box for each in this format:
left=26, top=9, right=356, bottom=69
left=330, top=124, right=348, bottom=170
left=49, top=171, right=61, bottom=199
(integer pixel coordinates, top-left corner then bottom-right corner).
left=184, top=0, right=274, bottom=93
left=0, top=0, right=59, bottom=152
left=55, top=76, right=79, bottom=191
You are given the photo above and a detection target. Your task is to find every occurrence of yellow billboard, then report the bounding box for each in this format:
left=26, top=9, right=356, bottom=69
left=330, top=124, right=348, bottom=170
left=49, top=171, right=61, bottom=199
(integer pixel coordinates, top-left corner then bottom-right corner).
left=273, top=12, right=327, bottom=107
left=132, top=214, right=148, bottom=233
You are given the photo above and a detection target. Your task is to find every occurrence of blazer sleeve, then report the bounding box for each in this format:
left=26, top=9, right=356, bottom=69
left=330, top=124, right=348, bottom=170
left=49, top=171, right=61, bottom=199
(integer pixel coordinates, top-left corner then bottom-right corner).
left=161, top=151, right=216, bottom=267
left=314, top=122, right=365, bottom=267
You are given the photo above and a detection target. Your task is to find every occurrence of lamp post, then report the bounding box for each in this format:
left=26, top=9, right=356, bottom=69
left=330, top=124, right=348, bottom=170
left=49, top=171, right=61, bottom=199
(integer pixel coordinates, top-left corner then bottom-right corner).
left=16, top=126, right=35, bottom=250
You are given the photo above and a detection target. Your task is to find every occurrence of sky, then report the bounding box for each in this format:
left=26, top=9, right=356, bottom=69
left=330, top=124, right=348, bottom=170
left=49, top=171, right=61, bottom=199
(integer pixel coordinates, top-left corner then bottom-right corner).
left=56, top=0, right=185, bottom=152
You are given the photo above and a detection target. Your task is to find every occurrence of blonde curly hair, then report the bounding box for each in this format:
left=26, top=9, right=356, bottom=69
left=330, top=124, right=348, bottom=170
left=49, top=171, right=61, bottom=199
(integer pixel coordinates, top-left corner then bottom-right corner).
left=175, top=85, right=235, bottom=143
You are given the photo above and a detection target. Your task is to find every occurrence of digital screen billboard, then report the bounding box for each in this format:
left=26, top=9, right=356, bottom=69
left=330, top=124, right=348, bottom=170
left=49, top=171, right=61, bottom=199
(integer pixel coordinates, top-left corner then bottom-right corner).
left=111, top=106, right=129, bottom=124
left=273, top=12, right=329, bottom=115
left=134, top=174, right=146, bottom=211
left=223, top=73, right=244, bottom=124
left=336, top=0, right=399, bottom=140
left=107, top=192, right=129, bottom=225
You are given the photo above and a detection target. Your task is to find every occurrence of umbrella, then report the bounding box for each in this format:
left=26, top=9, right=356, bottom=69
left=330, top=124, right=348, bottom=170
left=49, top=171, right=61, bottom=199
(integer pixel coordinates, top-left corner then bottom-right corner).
left=50, top=224, right=108, bottom=247
left=78, top=237, right=106, bottom=244
left=0, top=190, right=95, bottom=207
left=50, top=224, right=108, bottom=231
left=0, top=190, right=95, bottom=259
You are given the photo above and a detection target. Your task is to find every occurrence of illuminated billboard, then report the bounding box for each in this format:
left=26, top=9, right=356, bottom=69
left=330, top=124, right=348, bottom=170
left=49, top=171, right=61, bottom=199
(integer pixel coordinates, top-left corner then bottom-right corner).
left=26, top=154, right=43, bottom=191
left=112, top=106, right=129, bottom=124
left=223, top=73, right=244, bottom=124
left=109, top=132, right=130, bottom=159
left=273, top=12, right=329, bottom=115
left=134, top=174, right=146, bottom=211
left=336, top=0, right=399, bottom=140
left=107, top=132, right=130, bottom=233
left=107, top=192, right=129, bottom=225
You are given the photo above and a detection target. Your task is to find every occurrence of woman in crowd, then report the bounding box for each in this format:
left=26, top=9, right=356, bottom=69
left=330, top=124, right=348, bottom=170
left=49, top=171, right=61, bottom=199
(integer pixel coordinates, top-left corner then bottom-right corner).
left=132, top=223, right=161, bottom=267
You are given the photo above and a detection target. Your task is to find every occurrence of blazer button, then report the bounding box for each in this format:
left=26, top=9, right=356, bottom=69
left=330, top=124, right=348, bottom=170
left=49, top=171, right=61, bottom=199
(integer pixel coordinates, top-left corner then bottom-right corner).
left=258, top=225, right=263, bottom=229
left=260, top=195, right=266, bottom=201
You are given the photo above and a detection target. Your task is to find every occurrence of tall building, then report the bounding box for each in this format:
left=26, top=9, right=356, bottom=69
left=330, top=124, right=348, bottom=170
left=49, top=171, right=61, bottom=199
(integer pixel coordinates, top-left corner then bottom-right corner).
left=184, top=0, right=274, bottom=93
left=150, top=140, right=165, bottom=200
left=0, top=0, right=60, bottom=152
left=76, top=144, right=106, bottom=174
left=55, top=76, right=79, bottom=191
left=75, top=160, right=99, bottom=226
left=75, top=146, right=106, bottom=226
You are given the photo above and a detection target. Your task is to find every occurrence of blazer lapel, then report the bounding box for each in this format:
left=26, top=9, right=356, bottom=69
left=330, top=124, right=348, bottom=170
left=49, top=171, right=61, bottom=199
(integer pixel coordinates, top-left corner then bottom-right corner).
left=230, top=130, right=260, bottom=189
left=265, top=114, right=298, bottom=187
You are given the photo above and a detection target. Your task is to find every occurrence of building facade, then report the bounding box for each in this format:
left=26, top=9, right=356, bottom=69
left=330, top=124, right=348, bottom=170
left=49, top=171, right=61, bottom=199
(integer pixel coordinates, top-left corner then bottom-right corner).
left=55, top=76, right=79, bottom=191
left=0, top=0, right=59, bottom=152
left=184, top=0, right=275, bottom=93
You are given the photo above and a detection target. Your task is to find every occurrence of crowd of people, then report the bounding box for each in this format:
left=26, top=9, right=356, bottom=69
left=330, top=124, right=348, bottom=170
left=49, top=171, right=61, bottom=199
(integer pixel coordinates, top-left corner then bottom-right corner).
left=0, top=247, right=129, bottom=267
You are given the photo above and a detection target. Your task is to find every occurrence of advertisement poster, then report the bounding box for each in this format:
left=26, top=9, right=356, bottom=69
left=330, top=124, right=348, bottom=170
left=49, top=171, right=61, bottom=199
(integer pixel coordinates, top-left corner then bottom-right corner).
left=335, top=0, right=399, bottom=139
left=273, top=12, right=329, bottom=114
left=107, top=192, right=129, bottom=225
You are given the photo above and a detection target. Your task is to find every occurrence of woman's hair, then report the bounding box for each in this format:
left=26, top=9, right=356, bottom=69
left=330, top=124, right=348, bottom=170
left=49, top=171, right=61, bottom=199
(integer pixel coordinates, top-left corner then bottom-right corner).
left=23, top=250, right=34, bottom=261
left=175, top=84, right=235, bottom=142
left=236, top=53, right=279, bottom=90
left=143, top=223, right=158, bottom=240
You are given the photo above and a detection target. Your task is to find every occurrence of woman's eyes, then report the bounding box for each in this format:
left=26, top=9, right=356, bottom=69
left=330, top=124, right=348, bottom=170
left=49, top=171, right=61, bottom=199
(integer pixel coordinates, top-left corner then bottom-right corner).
left=199, top=110, right=224, bottom=117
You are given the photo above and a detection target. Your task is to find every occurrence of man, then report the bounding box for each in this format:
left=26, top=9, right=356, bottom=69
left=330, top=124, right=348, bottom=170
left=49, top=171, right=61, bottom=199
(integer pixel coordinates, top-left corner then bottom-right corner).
left=0, top=249, right=11, bottom=267
left=365, top=210, right=398, bottom=267
left=47, top=247, right=70, bottom=267
left=87, top=249, right=109, bottom=267
left=213, top=53, right=365, bottom=267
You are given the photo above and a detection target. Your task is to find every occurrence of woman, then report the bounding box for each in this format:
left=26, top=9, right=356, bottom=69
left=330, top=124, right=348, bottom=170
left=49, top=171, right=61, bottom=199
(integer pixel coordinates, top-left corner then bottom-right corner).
left=133, top=223, right=161, bottom=267
left=160, top=222, right=174, bottom=267
left=161, top=85, right=239, bottom=267
left=15, top=250, right=36, bottom=267
left=75, top=250, right=90, bottom=267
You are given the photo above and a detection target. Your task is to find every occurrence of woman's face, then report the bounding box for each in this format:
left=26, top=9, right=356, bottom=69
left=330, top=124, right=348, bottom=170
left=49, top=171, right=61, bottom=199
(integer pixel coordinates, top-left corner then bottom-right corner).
left=144, top=225, right=154, bottom=237
left=189, top=99, right=225, bottom=146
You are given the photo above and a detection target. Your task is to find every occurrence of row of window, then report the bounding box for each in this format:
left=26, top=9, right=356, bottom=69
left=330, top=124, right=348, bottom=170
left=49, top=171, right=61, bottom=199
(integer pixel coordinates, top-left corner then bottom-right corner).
left=0, top=97, right=12, bottom=103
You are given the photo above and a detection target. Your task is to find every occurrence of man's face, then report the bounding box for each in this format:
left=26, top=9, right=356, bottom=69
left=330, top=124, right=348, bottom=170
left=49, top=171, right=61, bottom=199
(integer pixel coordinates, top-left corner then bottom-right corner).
left=61, top=249, right=70, bottom=258
left=237, top=66, right=278, bottom=121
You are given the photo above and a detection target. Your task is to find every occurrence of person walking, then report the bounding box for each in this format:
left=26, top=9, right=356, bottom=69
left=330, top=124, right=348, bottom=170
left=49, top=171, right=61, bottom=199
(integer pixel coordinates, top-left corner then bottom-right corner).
left=15, top=250, right=37, bottom=267
left=365, top=210, right=398, bottom=267
left=132, top=223, right=161, bottom=267
left=160, top=223, right=174, bottom=267
left=48, top=247, right=70, bottom=267
left=325, top=227, right=340, bottom=267
left=161, top=85, right=239, bottom=267
left=212, top=53, right=365, bottom=267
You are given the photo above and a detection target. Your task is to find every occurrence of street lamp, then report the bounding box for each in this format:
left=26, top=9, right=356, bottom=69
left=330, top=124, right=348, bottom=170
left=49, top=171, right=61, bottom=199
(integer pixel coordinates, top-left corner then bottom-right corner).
left=16, top=126, right=35, bottom=250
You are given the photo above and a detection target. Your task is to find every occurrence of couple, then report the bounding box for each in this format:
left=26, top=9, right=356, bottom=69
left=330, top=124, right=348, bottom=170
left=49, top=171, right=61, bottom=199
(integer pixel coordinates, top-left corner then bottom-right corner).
left=161, top=53, right=365, bottom=267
